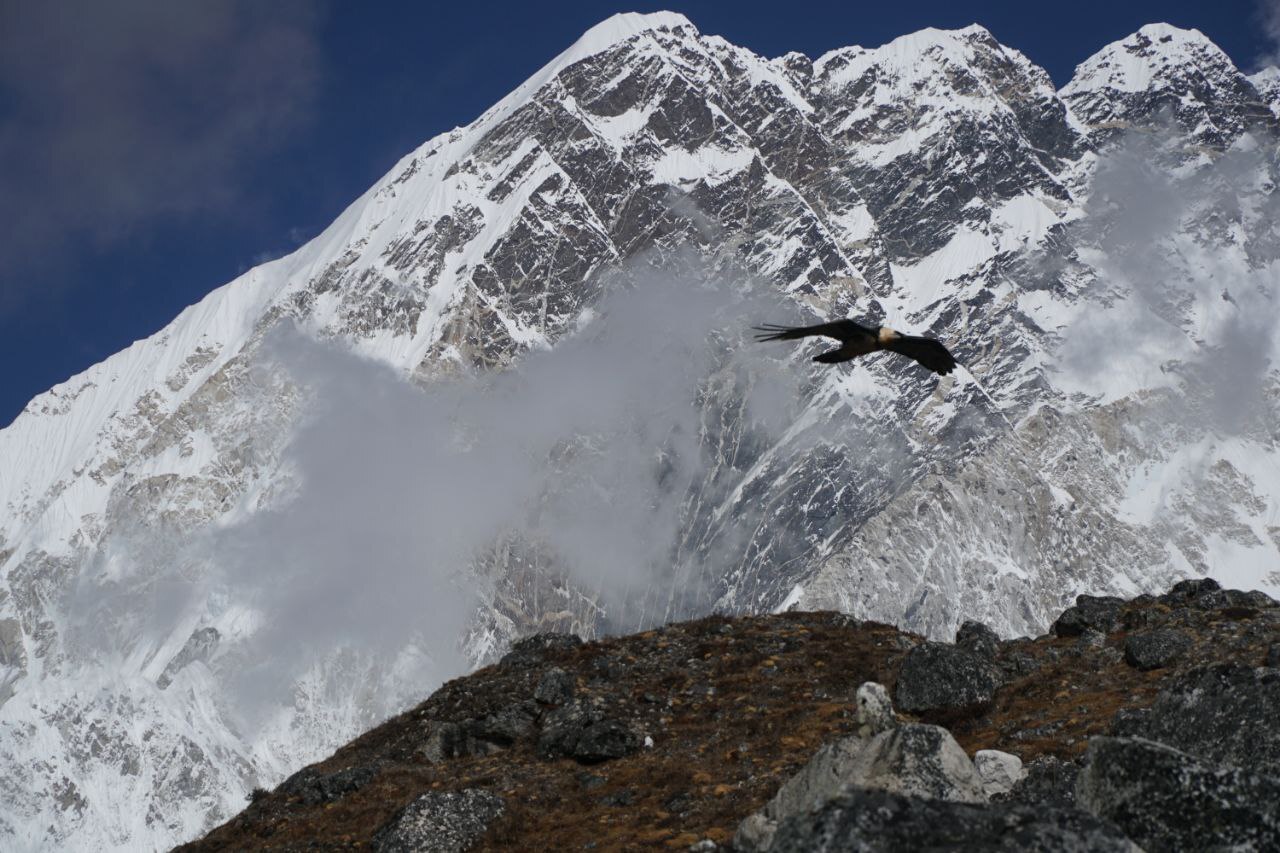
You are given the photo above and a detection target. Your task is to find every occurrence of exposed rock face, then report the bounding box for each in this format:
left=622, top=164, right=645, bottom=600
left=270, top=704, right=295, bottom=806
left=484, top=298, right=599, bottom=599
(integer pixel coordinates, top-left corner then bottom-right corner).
left=1076, top=736, right=1280, bottom=852
left=767, top=788, right=1138, bottom=853
left=894, top=642, right=999, bottom=713
left=3, top=10, right=1280, bottom=849
left=371, top=789, right=505, bottom=853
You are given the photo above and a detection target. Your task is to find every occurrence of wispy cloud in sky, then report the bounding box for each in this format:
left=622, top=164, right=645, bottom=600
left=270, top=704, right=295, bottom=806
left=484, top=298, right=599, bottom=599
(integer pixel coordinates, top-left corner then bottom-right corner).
left=1258, top=0, right=1280, bottom=68
left=0, top=0, right=324, bottom=312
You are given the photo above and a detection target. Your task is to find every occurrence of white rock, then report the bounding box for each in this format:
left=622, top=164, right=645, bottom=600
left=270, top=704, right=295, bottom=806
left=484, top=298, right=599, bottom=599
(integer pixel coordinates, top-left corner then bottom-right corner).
left=974, top=749, right=1026, bottom=798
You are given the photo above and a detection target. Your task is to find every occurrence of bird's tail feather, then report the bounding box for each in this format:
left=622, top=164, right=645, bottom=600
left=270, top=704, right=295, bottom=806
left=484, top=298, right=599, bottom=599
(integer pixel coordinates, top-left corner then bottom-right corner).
left=753, top=323, right=807, bottom=342
left=885, top=335, right=957, bottom=375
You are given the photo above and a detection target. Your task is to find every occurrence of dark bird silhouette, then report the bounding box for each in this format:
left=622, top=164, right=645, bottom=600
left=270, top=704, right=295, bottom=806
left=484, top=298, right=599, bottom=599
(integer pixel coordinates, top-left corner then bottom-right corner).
left=754, top=319, right=956, bottom=376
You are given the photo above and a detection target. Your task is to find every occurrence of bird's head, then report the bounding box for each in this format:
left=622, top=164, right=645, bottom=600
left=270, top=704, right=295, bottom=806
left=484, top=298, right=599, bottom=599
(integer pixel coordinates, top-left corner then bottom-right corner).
left=877, top=326, right=902, bottom=345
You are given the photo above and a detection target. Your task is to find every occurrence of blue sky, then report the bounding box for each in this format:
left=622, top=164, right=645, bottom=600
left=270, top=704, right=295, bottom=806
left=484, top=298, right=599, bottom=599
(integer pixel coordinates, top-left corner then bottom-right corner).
left=0, top=0, right=1275, bottom=427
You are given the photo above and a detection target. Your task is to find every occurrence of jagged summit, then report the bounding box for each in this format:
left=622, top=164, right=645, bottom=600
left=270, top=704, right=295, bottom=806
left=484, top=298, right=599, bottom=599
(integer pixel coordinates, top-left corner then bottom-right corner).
left=1061, top=22, right=1277, bottom=146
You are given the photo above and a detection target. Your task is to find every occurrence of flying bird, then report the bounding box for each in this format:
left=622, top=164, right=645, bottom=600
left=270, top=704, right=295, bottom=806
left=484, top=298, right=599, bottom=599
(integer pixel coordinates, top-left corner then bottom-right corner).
left=754, top=319, right=956, bottom=376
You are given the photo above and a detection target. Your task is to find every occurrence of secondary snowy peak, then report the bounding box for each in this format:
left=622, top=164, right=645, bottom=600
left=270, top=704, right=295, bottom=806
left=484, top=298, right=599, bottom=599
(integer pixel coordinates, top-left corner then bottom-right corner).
left=805, top=25, right=1083, bottom=260
left=1252, top=66, right=1280, bottom=118
left=1061, top=23, right=1278, bottom=147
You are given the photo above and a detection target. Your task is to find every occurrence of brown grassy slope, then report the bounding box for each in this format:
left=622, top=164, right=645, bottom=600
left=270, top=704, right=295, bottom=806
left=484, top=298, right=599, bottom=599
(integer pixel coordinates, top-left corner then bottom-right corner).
left=181, top=594, right=1278, bottom=852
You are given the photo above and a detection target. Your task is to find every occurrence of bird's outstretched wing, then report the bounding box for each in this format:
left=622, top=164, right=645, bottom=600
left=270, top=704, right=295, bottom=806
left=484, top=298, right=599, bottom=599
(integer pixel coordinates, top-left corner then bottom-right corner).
left=884, top=334, right=956, bottom=375
left=752, top=320, right=869, bottom=343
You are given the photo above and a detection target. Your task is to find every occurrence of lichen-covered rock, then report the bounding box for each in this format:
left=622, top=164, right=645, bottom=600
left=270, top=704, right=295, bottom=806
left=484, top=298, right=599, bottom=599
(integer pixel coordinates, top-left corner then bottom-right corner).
left=736, top=723, right=986, bottom=851
left=895, top=642, right=998, bottom=713
left=1111, top=664, right=1280, bottom=768
left=472, top=701, right=540, bottom=745
left=372, top=788, right=505, bottom=853
left=276, top=764, right=379, bottom=806
left=767, top=788, right=1138, bottom=853
left=500, top=632, right=583, bottom=667
left=1122, top=628, right=1191, bottom=671
left=1076, top=736, right=1280, bottom=852
left=974, top=749, right=1025, bottom=798
left=956, top=620, right=1000, bottom=659
left=997, top=755, right=1080, bottom=808
left=1051, top=595, right=1125, bottom=637
left=536, top=699, right=640, bottom=763
left=534, top=667, right=576, bottom=705
left=1158, top=576, right=1221, bottom=604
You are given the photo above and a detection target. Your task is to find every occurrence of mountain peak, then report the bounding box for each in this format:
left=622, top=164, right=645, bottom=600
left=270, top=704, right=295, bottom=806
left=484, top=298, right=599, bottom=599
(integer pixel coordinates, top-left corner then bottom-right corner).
left=572, top=11, right=696, bottom=55
left=1062, top=22, right=1235, bottom=97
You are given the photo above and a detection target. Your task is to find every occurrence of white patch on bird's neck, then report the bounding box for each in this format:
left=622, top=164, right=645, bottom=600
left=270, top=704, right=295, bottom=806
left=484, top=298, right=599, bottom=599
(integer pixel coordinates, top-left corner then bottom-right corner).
left=877, top=326, right=900, bottom=344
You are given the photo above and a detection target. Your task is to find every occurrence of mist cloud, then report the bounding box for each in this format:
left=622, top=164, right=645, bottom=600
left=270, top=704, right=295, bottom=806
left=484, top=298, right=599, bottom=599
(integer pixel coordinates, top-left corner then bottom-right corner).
left=1056, top=123, right=1280, bottom=435
left=0, top=0, right=323, bottom=311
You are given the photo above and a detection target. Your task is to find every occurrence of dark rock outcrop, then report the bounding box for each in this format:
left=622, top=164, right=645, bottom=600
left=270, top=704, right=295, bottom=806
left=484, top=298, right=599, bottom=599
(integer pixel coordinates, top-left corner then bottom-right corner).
left=372, top=789, right=505, bottom=853
left=894, top=642, right=998, bottom=713
left=956, top=620, right=1000, bottom=659
left=500, top=632, right=583, bottom=667
left=1122, top=628, right=1191, bottom=671
left=276, top=764, right=379, bottom=806
left=533, top=667, right=576, bottom=706
left=767, top=788, right=1136, bottom=853
left=1076, top=736, right=1280, bottom=852
left=997, top=755, right=1081, bottom=809
left=1050, top=595, right=1125, bottom=637
left=536, top=699, right=641, bottom=763
left=1111, top=663, right=1280, bottom=767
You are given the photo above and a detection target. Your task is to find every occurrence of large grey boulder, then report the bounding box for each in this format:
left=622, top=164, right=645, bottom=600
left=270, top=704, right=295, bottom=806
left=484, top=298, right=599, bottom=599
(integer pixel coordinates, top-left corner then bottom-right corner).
left=1111, top=664, right=1280, bottom=768
left=372, top=788, right=505, bottom=853
left=895, top=642, right=999, bottom=713
left=767, top=788, right=1139, bottom=853
left=735, top=722, right=985, bottom=851
left=1076, top=736, right=1280, bottom=852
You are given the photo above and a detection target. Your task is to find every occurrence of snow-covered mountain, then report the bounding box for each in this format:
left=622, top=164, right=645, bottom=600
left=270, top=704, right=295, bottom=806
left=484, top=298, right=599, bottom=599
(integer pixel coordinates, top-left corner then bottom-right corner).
left=1, top=12, right=1278, bottom=850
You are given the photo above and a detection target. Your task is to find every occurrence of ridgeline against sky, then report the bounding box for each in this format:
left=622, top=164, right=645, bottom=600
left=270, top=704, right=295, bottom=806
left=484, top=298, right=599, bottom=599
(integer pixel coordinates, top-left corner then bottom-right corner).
left=1, top=0, right=1278, bottom=426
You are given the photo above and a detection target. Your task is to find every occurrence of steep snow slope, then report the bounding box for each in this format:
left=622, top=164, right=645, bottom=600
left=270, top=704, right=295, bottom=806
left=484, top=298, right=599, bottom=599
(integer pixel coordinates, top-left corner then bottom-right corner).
left=1, top=13, right=1278, bottom=850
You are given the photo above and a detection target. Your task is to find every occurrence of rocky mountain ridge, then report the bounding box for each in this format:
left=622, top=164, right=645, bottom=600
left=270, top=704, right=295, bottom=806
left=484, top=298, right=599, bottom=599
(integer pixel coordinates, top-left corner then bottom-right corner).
left=183, top=576, right=1280, bottom=850
left=1, top=11, right=1279, bottom=849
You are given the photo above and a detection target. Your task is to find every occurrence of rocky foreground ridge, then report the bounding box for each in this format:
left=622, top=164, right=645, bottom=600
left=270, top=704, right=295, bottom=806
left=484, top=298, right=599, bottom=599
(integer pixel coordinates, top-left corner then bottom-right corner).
left=184, top=577, right=1280, bottom=851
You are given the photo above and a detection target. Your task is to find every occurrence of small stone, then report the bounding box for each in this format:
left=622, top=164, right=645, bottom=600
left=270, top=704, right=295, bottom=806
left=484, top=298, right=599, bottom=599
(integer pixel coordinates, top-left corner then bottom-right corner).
left=973, top=749, right=1025, bottom=798
left=1123, top=629, right=1191, bottom=671
left=600, top=788, right=634, bottom=806
left=1268, top=644, right=1280, bottom=667
left=854, top=682, right=896, bottom=736
left=955, top=621, right=1000, bottom=659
